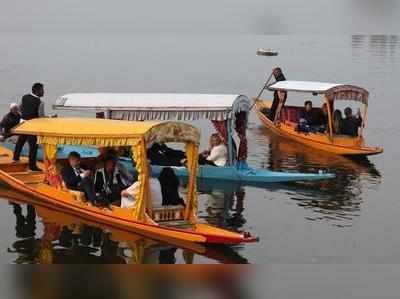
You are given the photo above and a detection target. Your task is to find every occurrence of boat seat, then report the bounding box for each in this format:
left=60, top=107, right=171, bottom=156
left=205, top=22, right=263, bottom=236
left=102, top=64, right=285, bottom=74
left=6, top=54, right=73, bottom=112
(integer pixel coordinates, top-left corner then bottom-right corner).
left=280, top=106, right=323, bottom=125
left=151, top=206, right=185, bottom=222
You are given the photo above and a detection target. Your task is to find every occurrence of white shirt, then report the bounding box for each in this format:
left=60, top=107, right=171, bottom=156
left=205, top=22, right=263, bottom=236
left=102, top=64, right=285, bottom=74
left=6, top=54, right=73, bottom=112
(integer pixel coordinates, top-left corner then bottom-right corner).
left=206, top=144, right=228, bottom=167
left=73, top=167, right=85, bottom=178
left=120, top=178, right=162, bottom=208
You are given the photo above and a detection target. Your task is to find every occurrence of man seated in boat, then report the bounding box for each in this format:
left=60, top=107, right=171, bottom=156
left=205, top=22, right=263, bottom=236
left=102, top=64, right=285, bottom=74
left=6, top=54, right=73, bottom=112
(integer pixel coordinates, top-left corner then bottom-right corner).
left=94, top=156, right=131, bottom=207
left=61, top=151, right=97, bottom=204
left=0, top=103, right=21, bottom=142
left=298, top=101, right=326, bottom=133
left=341, top=107, right=363, bottom=137
left=320, top=103, right=329, bottom=131
left=198, top=133, right=228, bottom=167
left=96, top=147, right=134, bottom=182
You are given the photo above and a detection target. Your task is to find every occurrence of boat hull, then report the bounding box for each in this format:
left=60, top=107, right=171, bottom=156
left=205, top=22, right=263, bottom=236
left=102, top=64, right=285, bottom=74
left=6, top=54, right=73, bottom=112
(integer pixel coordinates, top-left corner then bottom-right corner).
left=255, top=100, right=383, bottom=156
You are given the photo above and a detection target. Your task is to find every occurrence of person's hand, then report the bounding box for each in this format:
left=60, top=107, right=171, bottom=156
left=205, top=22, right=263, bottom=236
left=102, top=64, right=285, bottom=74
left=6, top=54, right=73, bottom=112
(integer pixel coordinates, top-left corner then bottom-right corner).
left=83, top=170, right=91, bottom=177
left=121, top=190, right=129, bottom=197
left=0, top=135, right=5, bottom=142
left=201, top=150, right=209, bottom=157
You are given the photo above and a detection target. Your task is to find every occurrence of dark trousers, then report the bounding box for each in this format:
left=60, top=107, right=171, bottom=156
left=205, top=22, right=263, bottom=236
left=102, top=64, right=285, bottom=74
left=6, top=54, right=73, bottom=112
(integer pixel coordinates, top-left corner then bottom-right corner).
left=13, top=135, right=38, bottom=168
left=198, top=155, right=217, bottom=166
left=79, top=177, right=97, bottom=204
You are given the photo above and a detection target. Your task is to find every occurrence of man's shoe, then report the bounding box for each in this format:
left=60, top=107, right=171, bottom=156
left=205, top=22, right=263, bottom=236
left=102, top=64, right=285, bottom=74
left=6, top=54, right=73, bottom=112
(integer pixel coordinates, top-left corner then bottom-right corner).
left=29, top=166, right=41, bottom=172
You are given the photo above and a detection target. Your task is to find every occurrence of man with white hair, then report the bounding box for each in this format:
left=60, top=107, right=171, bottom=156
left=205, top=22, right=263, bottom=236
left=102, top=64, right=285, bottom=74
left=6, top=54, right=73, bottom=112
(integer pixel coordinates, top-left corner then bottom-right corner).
left=0, top=103, right=21, bottom=141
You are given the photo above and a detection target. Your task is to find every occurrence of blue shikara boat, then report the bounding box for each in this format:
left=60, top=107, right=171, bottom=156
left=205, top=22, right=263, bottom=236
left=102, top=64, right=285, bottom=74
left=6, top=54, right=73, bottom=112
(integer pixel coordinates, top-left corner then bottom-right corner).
left=46, top=93, right=333, bottom=184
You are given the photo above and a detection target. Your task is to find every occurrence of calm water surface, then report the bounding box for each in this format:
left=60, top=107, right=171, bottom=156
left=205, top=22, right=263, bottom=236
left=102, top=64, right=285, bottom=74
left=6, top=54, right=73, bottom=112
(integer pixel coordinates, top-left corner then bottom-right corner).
left=0, top=34, right=398, bottom=265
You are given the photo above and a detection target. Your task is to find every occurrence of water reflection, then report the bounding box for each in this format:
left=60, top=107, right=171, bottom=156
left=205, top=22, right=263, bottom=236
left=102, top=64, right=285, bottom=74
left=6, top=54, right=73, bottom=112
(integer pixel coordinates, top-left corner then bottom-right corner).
left=352, top=35, right=399, bottom=58
left=198, top=183, right=246, bottom=231
left=252, top=127, right=382, bottom=226
left=0, top=187, right=248, bottom=264
left=8, top=203, right=38, bottom=264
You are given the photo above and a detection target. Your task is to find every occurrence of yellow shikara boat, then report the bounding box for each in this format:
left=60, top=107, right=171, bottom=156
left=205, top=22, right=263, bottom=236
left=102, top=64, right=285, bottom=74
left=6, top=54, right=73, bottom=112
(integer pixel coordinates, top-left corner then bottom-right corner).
left=254, top=75, right=383, bottom=156
left=0, top=118, right=257, bottom=245
left=0, top=188, right=248, bottom=264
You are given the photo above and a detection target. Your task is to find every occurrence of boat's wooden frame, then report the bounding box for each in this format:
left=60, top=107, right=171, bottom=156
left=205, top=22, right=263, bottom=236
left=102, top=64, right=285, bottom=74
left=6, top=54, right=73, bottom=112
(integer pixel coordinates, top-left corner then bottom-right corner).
left=50, top=92, right=335, bottom=183
left=255, top=100, right=383, bottom=156
left=254, top=75, right=383, bottom=156
left=0, top=187, right=249, bottom=264
left=0, top=119, right=257, bottom=245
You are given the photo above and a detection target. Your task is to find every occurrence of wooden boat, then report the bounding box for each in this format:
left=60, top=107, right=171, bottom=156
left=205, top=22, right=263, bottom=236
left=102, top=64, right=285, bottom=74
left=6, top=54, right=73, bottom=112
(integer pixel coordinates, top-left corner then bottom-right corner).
left=254, top=74, right=383, bottom=156
left=52, top=93, right=334, bottom=183
left=0, top=118, right=257, bottom=245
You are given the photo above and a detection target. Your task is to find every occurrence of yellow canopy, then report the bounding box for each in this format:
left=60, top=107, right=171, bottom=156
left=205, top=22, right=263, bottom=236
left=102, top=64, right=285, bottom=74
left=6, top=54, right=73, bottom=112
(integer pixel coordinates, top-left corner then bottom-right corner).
left=12, top=118, right=200, bottom=147
left=13, top=117, right=200, bottom=223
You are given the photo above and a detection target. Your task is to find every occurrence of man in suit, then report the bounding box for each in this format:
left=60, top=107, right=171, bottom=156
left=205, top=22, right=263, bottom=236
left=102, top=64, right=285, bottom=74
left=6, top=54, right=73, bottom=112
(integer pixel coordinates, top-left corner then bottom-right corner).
left=13, top=83, right=45, bottom=171
left=61, top=151, right=96, bottom=203
left=94, top=156, right=129, bottom=207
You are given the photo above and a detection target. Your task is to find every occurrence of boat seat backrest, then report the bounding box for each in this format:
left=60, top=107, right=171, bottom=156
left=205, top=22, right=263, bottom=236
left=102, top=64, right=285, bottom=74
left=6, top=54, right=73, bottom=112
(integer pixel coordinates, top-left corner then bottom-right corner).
left=279, top=106, right=300, bottom=123
left=280, top=106, right=322, bottom=124
left=151, top=206, right=185, bottom=222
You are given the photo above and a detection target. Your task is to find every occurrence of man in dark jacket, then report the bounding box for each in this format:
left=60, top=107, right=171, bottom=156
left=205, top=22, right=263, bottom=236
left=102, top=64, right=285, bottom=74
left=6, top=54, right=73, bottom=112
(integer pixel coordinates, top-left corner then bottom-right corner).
left=341, top=107, right=363, bottom=137
left=94, top=157, right=128, bottom=206
left=61, top=151, right=96, bottom=203
left=13, top=83, right=45, bottom=171
left=0, top=103, right=21, bottom=140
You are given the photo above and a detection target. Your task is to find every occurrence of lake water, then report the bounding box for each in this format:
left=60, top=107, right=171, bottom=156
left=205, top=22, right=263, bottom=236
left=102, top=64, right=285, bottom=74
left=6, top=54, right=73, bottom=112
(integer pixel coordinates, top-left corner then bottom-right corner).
left=1, top=1, right=400, bottom=297
left=0, top=0, right=398, bottom=267
left=0, top=33, right=398, bottom=267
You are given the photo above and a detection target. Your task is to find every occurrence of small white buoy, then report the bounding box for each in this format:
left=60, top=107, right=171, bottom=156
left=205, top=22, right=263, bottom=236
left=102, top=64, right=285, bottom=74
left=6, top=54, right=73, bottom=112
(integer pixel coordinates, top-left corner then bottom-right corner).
left=256, top=48, right=279, bottom=56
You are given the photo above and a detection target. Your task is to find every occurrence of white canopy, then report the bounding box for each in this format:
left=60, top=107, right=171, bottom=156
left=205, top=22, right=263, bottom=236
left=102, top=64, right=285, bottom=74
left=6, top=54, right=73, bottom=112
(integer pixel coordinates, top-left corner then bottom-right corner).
left=54, top=93, right=252, bottom=121
left=268, top=81, right=342, bottom=93
left=267, top=81, right=369, bottom=104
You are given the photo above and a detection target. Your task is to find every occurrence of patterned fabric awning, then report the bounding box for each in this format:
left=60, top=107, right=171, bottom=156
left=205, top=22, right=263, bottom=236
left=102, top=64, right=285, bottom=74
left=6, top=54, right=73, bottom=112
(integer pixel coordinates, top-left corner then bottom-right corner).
left=268, top=81, right=369, bottom=105
left=325, top=85, right=369, bottom=105
left=54, top=93, right=252, bottom=121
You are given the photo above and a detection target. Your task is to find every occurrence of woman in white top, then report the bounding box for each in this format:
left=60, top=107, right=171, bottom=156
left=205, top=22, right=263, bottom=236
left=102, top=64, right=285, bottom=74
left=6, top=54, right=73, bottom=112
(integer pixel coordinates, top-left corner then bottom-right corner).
left=120, top=177, right=162, bottom=208
left=199, top=133, right=228, bottom=167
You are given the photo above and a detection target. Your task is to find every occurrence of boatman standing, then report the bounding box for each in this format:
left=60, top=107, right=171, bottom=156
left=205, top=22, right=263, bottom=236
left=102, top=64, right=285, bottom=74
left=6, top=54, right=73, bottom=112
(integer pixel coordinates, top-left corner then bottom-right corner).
left=13, top=83, right=45, bottom=171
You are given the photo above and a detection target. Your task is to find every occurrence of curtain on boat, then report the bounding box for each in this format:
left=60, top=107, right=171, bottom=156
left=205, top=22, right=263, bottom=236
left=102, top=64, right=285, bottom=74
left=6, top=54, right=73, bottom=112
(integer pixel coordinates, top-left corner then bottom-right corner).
left=212, top=120, right=228, bottom=144
left=235, top=112, right=248, bottom=161
left=43, top=143, right=64, bottom=189
left=184, top=142, right=199, bottom=223
left=130, top=139, right=151, bottom=222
